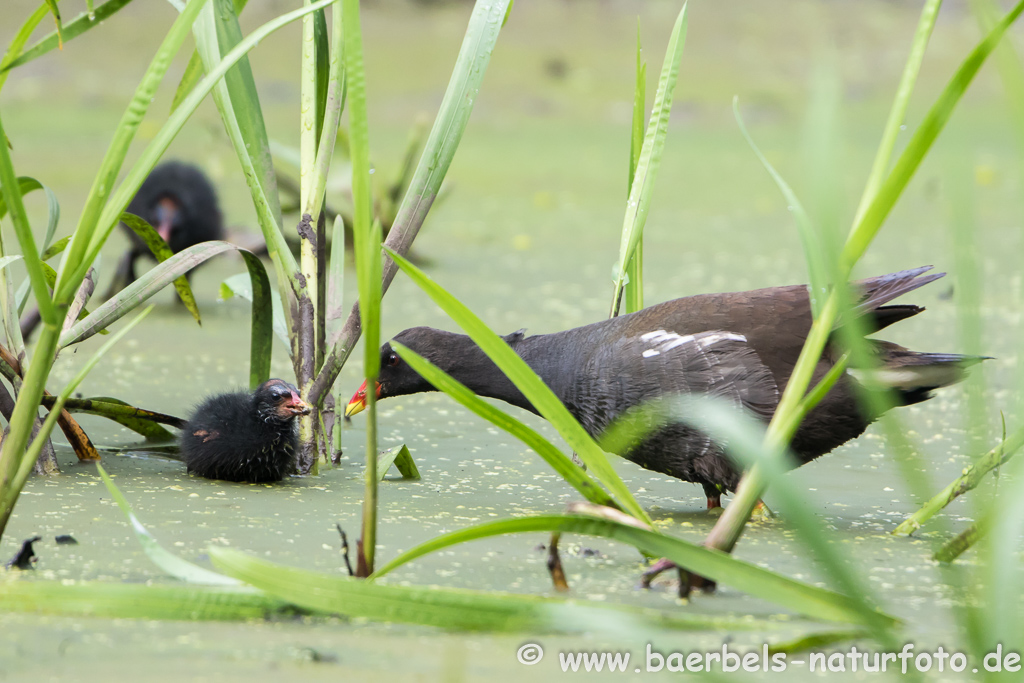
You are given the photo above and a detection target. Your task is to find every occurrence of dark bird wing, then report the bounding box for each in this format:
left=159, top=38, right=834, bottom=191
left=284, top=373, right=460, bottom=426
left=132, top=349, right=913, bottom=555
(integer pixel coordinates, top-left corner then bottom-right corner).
left=571, top=329, right=779, bottom=439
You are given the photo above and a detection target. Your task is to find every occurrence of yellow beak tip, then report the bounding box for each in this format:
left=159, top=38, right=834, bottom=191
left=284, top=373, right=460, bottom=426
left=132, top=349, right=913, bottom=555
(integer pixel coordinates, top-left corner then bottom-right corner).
left=344, top=401, right=365, bottom=418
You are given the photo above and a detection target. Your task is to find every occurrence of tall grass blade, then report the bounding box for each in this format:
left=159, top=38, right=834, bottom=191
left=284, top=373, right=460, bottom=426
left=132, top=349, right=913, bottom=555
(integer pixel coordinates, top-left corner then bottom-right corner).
left=54, top=396, right=180, bottom=442
left=190, top=0, right=300, bottom=294
left=60, top=242, right=273, bottom=389
left=658, top=395, right=901, bottom=642
left=55, top=0, right=210, bottom=303
left=706, top=0, right=1024, bottom=558
left=851, top=0, right=942, bottom=228
left=170, top=0, right=250, bottom=113
left=392, top=342, right=621, bottom=509
left=622, top=22, right=646, bottom=315
left=733, top=98, right=826, bottom=315
left=310, top=0, right=512, bottom=405
left=0, top=4, right=51, bottom=92
left=0, top=116, right=57, bottom=325
left=387, top=248, right=651, bottom=524
left=4, top=306, right=153, bottom=533
left=841, top=0, right=1024, bottom=270
left=210, top=546, right=774, bottom=633
left=369, top=513, right=895, bottom=627
left=609, top=4, right=687, bottom=317
left=0, top=0, right=136, bottom=75
left=119, top=212, right=200, bottom=323
left=220, top=272, right=289, bottom=346
left=343, top=0, right=380, bottom=576
left=96, top=463, right=242, bottom=585
left=0, top=581, right=285, bottom=621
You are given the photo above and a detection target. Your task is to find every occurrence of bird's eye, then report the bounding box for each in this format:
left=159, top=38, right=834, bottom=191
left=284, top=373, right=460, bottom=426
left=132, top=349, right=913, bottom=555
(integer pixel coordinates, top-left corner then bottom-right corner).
left=387, top=352, right=400, bottom=367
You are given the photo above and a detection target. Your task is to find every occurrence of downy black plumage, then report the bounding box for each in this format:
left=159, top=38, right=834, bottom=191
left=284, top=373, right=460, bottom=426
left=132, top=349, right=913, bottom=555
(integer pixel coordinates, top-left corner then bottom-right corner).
left=111, top=160, right=224, bottom=292
left=181, top=379, right=311, bottom=483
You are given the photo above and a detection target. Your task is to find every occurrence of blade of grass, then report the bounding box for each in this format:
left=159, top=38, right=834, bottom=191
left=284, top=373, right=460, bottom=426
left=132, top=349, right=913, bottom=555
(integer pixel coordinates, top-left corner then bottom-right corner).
left=54, top=0, right=210, bottom=304
left=96, top=463, right=242, bottom=585
left=0, top=117, right=57, bottom=325
left=387, top=248, right=650, bottom=524
left=610, top=4, right=687, bottom=317
left=0, top=0, right=136, bottom=75
left=61, top=242, right=272, bottom=388
left=663, top=395, right=903, bottom=644
left=893, top=422, right=1024, bottom=537
left=851, top=0, right=942, bottom=228
left=342, top=0, right=380, bottom=576
left=190, top=0, right=298, bottom=283
left=309, top=0, right=512, bottom=407
left=706, top=0, right=1024, bottom=559
left=392, top=342, right=620, bottom=509
left=42, top=0, right=64, bottom=49
left=5, top=306, right=153, bottom=532
left=368, top=513, right=895, bottom=627
left=0, top=581, right=286, bottom=621
left=48, top=395, right=181, bottom=442
left=842, top=0, right=1024, bottom=271
left=170, top=0, right=249, bottom=113
left=733, top=98, right=826, bottom=315
left=119, top=212, right=200, bottom=323
left=376, top=444, right=419, bottom=481
left=210, top=545, right=777, bottom=633
left=0, top=3, right=52, bottom=92
left=622, top=22, right=646, bottom=315
left=220, top=272, right=289, bottom=346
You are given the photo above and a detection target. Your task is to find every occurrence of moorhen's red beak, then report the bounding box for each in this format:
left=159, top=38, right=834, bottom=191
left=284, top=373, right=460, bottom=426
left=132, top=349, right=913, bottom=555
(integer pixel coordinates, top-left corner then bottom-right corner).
left=345, top=380, right=381, bottom=417
left=155, top=197, right=178, bottom=244
left=286, top=391, right=313, bottom=416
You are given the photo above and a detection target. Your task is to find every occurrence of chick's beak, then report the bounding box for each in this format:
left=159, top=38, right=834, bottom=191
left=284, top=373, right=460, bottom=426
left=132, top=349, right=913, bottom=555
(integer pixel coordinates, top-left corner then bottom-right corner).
left=155, top=197, right=178, bottom=244
left=345, top=380, right=381, bottom=417
left=288, top=391, right=313, bottom=416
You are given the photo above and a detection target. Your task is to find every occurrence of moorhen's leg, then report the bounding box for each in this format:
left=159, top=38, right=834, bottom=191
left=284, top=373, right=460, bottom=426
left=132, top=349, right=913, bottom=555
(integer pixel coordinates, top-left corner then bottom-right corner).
left=103, top=250, right=138, bottom=300
left=640, top=558, right=677, bottom=588
left=703, top=483, right=722, bottom=510
left=546, top=532, right=569, bottom=592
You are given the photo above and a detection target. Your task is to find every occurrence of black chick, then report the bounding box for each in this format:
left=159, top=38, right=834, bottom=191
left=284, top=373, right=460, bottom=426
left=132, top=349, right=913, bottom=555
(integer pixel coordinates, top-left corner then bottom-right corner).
left=181, top=379, right=312, bottom=483
left=109, top=160, right=224, bottom=294
left=19, top=162, right=225, bottom=340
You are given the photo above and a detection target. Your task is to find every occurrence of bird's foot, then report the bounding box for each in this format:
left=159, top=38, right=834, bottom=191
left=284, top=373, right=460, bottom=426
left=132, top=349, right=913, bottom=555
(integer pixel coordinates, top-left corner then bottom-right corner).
left=639, top=558, right=716, bottom=598
left=547, top=532, right=570, bottom=592
left=639, top=558, right=677, bottom=588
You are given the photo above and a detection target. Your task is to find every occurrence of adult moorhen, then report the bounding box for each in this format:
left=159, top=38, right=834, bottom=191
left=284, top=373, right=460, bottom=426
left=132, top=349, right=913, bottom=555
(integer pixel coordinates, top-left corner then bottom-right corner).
left=181, top=379, right=312, bottom=483
left=107, top=160, right=224, bottom=296
left=346, top=267, right=983, bottom=508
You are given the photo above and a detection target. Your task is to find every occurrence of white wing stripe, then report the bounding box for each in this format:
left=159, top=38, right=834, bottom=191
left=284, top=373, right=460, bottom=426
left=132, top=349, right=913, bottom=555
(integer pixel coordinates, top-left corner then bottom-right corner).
left=639, top=330, right=747, bottom=358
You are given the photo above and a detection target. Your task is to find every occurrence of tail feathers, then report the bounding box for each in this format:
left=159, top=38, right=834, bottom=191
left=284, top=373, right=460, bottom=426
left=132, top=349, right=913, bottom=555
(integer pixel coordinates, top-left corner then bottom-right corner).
left=863, top=304, right=925, bottom=334
left=831, top=266, right=944, bottom=333
left=854, top=266, right=946, bottom=314
left=849, top=352, right=989, bottom=406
